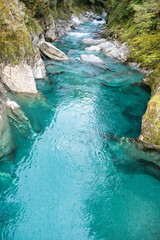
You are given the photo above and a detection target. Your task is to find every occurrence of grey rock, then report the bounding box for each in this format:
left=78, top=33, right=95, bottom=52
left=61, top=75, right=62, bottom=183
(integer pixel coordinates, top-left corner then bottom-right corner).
left=80, top=54, right=104, bottom=65
left=85, top=45, right=101, bottom=52
left=1, top=63, right=38, bottom=93
left=82, top=38, right=106, bottom=45
left=0, top=104, right=15, bottom=159
left=33, top=53, right=46, bottom=79
left=39, top=42, right=69, bottom=61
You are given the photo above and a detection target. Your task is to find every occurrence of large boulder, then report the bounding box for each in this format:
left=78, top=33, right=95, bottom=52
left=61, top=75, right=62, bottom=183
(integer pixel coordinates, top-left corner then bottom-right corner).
left=97, top=41, right=115, bottom=52
left=80, top=54, right=104, bottom=65
left=39, top=42, right=69, bottom=61
left=1, top=63, right=38, bottom=94
left=85, top=46, right=101, bottom=52
left=82, top=38, right=106, bottom=45
left=105, top=42, right=129, bottom=63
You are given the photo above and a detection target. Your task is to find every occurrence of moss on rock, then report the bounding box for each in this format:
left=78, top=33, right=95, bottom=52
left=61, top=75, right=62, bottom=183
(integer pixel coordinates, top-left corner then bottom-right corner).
left=140, top=91, right=160, bottom=148
left=0, top=0, right=35, bottom=64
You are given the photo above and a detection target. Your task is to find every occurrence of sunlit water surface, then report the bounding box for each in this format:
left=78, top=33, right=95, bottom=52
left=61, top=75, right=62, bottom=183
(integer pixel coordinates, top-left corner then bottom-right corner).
left=0, top=19, right=160, bottom=240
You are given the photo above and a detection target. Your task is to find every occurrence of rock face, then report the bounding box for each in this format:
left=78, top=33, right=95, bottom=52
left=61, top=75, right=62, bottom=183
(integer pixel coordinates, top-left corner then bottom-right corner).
left=39, top=42, right=69, bottom=61
left=0, top=105, right=15, bottom=159
left=0, top=98, right=34, bottom=159
left=45, top=22, right=56, bottom=42
left=80, top=54, right=104, bottom=65
left=41, top=15, right=56, bottom=42
left=55, top=13, right=90, bottom=38
left=33, top=53, right=46, bottom=79
left=1, top=63, right=38, bottom=94
left=138, top=64, right=160, bottom=149
left=139, top=92, right=160, bottom=149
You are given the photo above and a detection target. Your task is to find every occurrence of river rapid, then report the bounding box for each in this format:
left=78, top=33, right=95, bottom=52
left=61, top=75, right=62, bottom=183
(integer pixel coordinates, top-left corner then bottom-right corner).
left=0, top=18, right=160, bottom=240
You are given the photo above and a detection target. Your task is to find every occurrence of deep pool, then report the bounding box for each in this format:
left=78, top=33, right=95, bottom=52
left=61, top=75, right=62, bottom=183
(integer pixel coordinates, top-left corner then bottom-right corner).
left=0, top=19, right=160, bottom=240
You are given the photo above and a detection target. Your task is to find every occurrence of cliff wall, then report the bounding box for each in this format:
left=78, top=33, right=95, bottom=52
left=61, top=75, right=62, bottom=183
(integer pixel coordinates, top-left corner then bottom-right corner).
left=105, top=0, right=160, bottom=149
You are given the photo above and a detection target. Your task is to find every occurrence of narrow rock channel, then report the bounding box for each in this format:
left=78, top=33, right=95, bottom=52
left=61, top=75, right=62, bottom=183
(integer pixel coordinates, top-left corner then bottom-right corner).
left=0, top=17, right=160, bottom=240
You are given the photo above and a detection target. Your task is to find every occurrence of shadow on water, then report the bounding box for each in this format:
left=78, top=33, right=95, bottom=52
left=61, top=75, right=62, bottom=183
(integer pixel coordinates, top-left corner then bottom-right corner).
left=102, top=132, right=160, bottom=180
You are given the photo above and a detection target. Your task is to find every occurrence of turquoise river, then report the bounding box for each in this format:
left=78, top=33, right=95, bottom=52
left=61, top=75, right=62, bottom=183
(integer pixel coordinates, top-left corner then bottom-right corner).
left=0, top=18, right=160, bottom=240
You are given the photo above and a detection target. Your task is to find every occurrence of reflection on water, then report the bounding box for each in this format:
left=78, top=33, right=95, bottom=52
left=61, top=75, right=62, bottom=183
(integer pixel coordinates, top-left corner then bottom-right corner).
left=0, top=18, right=160, bottom=240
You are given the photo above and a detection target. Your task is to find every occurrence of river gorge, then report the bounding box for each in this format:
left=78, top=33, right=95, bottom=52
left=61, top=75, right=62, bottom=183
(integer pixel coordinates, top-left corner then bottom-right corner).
left=0, top=16, right=160, bottom=240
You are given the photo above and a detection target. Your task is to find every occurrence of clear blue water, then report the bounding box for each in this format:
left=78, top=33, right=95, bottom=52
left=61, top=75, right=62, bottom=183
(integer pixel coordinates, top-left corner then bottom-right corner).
left=1, top=19, right=160, bottom=240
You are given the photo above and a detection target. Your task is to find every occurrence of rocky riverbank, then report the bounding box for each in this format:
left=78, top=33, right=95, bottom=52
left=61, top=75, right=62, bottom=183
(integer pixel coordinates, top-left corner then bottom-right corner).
left=0, top=0, right=159, bottom=164
left=101, top=36, right=160, bottom=150
left=104, top=0, right=160, bottom=150
left=0, top=0, right=103, bottom=159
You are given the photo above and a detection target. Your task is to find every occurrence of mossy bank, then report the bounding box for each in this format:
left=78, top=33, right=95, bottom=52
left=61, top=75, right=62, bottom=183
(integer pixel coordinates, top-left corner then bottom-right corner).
left=105, top=0, right=160, bottom=149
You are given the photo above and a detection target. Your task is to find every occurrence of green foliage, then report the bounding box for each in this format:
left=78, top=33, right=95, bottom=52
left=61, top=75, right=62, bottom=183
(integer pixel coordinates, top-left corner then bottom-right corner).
left=106, top=0, right=160, bottom=71
left=1, top=13, right=9, bottom=25
left=20, top=0, right=106, bottom=18
left=127, top=33, right=160, bottom=69
left=0, top=0, right=34, bottom=64
left=132, top=1, right=160, bottom=33
left=106, top=0, right=160, bottom=33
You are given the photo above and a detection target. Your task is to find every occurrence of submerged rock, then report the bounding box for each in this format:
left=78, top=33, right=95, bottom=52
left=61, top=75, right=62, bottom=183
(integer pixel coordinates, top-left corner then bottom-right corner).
left=39, top=42, right=69, bottom=61
left=103, top=132, right=160, bottom=179
left=80, top=54, right=104, bottom=65
left=0, top=172, right=13, bottom=193
left=6, top=100, right=33, bottom=137
left=36, top=77, right=52, bottom=94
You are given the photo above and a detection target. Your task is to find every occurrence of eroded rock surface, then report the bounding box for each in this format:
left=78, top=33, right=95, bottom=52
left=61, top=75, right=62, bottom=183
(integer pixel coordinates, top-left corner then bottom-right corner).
left=80, top=54, right=104, bottom=65
left=82, top=38, right=106, bottom=45
left=1, top=63, right=38, bottom=94
left=33, top=53, right=46, bottom=79
left=104, top=42, right=129, bottom=63
left=6, top=99, right=33, bottom=137
left=0, top=105, right=15, bottom=159
left=85, top=46, right=101, bottom=52
left=84, top=39, right=129, bottom=63
left=39, top=42, right=69, bottom=61
left=139, top=91, right=160, bottom=149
